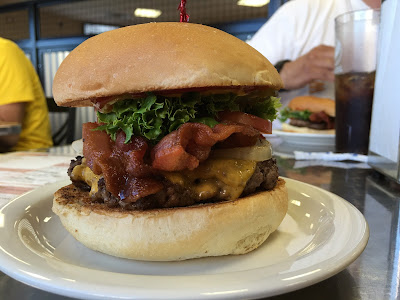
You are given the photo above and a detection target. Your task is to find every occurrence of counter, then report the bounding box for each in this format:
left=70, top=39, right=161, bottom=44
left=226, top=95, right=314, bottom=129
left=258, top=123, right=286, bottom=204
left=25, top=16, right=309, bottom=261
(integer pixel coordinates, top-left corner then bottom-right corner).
left=0, top=147, right=398, bottom=300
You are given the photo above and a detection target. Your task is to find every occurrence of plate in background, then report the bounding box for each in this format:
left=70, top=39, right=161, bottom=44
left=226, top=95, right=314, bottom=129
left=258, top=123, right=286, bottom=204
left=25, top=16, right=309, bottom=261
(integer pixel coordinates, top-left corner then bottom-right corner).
left=273, top=130, right=335, bottom=147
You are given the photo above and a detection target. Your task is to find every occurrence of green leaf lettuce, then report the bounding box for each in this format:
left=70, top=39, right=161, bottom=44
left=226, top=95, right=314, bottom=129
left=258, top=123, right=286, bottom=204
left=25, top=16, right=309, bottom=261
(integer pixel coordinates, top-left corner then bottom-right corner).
left=95, top=92, right=281, bottom=144
left=279, top=107, right=312, bottom=123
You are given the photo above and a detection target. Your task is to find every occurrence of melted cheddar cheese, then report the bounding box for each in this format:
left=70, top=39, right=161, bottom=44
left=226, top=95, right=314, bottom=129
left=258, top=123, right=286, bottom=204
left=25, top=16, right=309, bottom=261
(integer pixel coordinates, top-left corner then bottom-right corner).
left=162, top=159, right=256, bottom=201
left=71, top=158, right=256, bottom=201
left=71, top=158, right=102, bottom=196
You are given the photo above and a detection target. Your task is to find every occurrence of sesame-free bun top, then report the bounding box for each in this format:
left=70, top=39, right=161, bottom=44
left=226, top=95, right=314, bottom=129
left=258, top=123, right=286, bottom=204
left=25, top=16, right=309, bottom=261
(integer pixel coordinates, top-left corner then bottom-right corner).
left=53, top=22, right=283, bottom=107
left=288, top=96, right=335, bottom=117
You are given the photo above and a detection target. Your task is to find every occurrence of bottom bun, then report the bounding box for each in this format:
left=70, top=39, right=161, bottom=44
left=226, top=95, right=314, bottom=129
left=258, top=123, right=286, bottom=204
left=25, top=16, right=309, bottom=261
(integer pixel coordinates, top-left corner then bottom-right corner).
left=52, top=178, right=288, bottom=261
left=282, top=123, right=335, bottom=134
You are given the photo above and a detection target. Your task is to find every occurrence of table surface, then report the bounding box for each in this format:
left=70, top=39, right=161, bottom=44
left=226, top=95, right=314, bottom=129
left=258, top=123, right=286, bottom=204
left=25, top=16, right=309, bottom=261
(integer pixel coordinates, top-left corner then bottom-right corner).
left=0, top=144, right=399, bottom=300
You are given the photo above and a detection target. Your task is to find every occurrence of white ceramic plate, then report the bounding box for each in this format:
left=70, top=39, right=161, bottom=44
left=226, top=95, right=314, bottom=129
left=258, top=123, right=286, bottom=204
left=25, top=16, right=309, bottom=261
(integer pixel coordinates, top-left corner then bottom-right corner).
left=0, top=178, right=368, bottom=300
left=273, top=130, right=335, bottom=146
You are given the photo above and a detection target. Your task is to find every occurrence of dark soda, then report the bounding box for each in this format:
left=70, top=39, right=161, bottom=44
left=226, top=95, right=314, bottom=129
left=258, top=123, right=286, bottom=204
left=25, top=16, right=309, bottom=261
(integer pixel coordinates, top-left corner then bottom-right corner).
left=335, top=71, right=376, bottom=154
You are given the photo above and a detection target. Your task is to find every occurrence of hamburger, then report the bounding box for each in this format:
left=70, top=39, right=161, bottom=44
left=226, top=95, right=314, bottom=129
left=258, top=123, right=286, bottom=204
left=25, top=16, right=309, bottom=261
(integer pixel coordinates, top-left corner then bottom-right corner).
left=52, top=22, right=288, bottom=261
left=279, top=96, right=335, bottom=134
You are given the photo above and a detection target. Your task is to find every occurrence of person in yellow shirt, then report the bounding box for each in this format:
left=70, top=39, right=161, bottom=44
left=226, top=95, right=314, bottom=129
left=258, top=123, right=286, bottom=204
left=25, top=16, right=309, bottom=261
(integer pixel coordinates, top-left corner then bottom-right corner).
left=0, top=37, right=53, bottom=152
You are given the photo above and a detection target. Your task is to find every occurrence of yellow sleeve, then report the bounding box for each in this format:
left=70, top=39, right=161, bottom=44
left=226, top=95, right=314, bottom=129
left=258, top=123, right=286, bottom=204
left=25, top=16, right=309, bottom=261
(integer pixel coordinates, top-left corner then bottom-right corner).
left=0, top=41, right=35, bottom=105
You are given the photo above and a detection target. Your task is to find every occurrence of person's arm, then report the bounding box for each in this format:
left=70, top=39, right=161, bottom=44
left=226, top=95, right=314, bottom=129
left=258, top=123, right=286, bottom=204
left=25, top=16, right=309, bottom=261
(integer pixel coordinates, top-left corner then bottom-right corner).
left=278, top=45, right=335, bottom=90
left=0, top=102, right=26, bottom=151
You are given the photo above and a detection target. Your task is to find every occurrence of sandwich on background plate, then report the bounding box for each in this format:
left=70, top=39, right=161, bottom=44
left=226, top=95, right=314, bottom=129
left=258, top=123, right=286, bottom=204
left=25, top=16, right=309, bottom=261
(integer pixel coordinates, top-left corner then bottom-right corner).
left=52, top=22, right=288, bottom=261
left=279, top=96, right=335, bottom=134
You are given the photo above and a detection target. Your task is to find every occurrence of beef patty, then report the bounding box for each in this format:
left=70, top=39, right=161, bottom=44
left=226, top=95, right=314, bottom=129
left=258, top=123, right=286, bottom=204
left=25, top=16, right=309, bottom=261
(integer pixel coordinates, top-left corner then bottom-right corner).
left=68, top=156, right=279, bottom=210
left=289, top=118, right=327, bottom=130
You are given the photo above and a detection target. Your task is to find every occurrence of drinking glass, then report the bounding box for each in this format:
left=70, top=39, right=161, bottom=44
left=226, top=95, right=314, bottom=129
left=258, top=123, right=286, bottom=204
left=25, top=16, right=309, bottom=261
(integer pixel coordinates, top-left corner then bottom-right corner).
left=334, top=9, right=380, bottom=154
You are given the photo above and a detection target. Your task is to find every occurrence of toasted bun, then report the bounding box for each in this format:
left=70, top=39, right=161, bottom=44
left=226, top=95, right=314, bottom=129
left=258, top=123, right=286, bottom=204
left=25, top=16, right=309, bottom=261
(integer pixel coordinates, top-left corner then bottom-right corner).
left=52, top=179, right=288, bottom=261
left=288, top=96, right=335, bottom=117
left=53, top=23, right=283, bottom=107
left=281, top=123, right=335, bottom=134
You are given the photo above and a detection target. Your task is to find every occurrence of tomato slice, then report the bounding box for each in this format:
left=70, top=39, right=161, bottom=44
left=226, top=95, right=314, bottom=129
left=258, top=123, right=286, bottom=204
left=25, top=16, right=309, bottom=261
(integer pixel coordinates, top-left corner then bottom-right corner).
left=218, top=111, right=272, bottom=134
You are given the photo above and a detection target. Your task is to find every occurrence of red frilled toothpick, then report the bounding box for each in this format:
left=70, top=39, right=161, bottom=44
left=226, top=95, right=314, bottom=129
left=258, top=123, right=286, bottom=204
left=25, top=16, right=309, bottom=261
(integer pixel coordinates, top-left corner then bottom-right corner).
left=178, top=0, right=189, bottom=22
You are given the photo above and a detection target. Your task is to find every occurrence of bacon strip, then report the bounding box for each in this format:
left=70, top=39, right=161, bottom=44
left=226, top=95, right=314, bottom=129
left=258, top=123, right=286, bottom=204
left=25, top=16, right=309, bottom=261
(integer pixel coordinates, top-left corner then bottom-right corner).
left=83, top=123, right=163, bottom=203
left=309, top=111, right=335, bottom=129
left=82, top=122, right=261, bottom=203
left=151, top=122, right=260, bottom=171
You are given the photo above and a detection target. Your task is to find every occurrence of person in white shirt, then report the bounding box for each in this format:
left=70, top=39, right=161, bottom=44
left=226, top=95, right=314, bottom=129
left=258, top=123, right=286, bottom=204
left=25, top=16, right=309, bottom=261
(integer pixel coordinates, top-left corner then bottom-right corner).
left=248, top=0, right=380, bottom=92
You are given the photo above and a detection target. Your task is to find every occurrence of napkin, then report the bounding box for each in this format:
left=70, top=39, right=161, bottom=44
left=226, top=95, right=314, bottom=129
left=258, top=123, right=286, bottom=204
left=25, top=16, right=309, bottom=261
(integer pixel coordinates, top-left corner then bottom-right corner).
left=293, top=160, right=371, bottom=169
left=293, top=151, right=370, bottom=169
left=294, top=151, right=368, bottom=162
left=369, top=0, right=400, bottom=163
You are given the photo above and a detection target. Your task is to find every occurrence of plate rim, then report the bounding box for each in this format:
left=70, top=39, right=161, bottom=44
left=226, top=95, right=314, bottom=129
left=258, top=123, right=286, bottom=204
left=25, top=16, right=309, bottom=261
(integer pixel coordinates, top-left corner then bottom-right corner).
left=273, top=129, right=335, bottom=138
left=0, top=178, right=369, bottom=300
left=272, top=129, right=335, bottom=147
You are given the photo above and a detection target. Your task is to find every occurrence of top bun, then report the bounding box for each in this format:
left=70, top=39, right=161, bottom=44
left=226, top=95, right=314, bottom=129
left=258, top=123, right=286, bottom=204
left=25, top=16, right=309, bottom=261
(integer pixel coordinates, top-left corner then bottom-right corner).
left=53, top=22, right=283, bottom=107
left=288, top=96, right=335, bottom=117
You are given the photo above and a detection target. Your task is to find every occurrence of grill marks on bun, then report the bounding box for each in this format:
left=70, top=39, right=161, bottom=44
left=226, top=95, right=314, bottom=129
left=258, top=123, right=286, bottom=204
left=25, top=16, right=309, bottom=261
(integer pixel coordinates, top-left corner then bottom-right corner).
left=52, top=179, right=288, bottom=261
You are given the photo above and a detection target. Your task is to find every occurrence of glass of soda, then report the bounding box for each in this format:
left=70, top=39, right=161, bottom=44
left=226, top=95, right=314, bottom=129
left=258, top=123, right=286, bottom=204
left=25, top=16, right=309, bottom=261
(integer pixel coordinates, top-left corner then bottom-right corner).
left=334, top=9, right=380, bottom=154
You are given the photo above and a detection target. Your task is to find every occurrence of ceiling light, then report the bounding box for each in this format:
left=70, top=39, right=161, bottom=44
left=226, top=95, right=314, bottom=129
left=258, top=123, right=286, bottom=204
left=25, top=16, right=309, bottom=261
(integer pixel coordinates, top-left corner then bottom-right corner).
left=134, top=8, right=162, bottom=18
left=237, top=0, right=270, bottom=7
